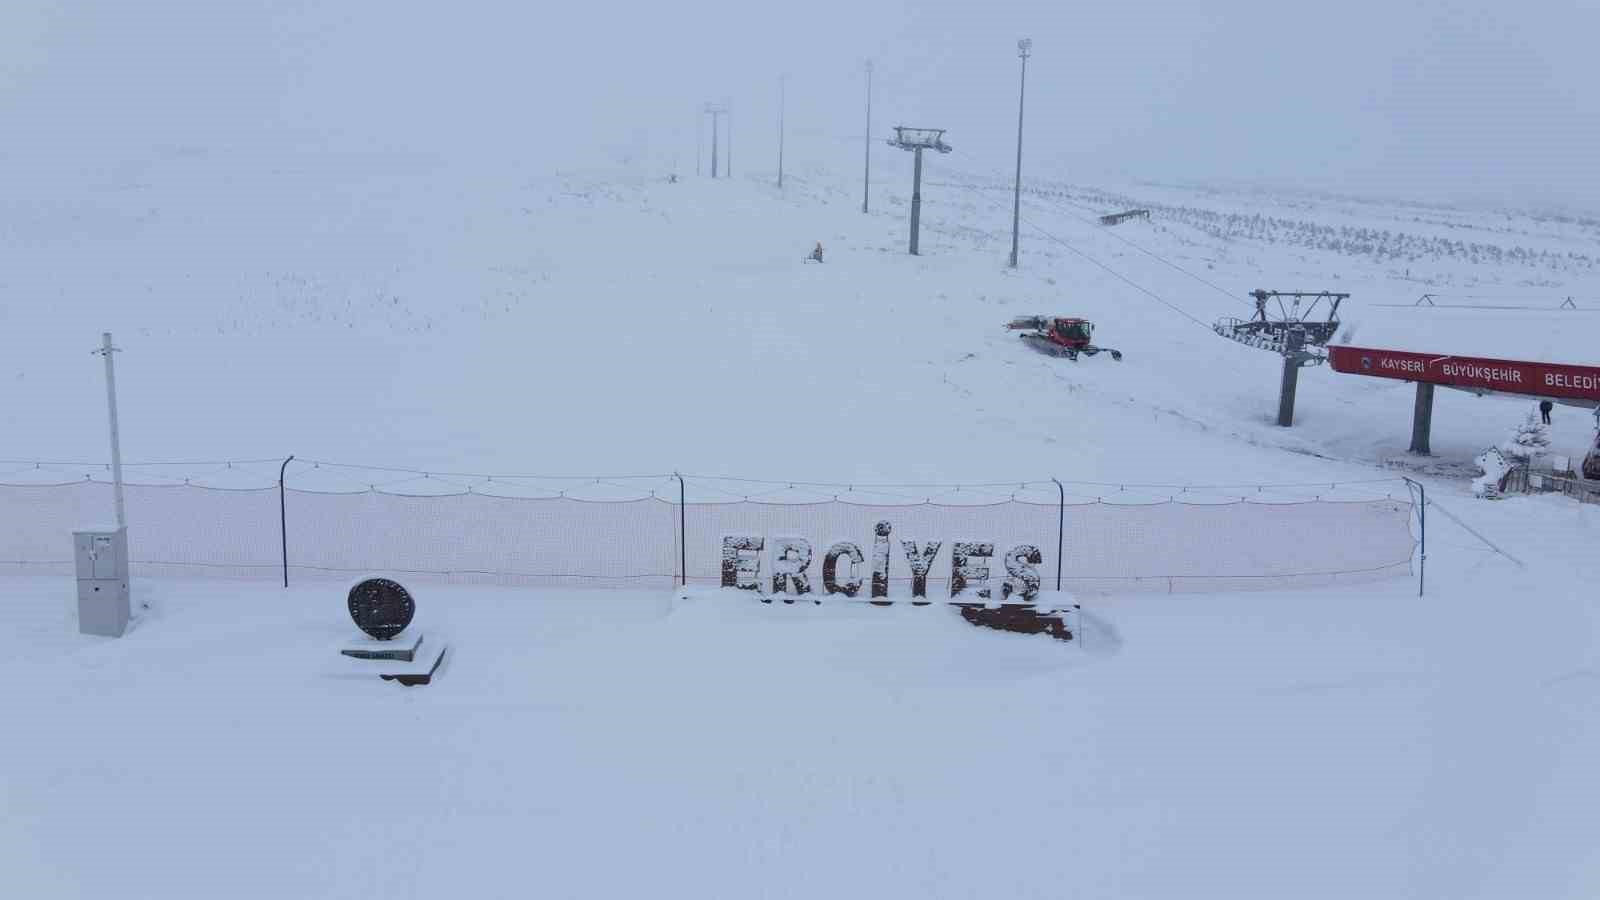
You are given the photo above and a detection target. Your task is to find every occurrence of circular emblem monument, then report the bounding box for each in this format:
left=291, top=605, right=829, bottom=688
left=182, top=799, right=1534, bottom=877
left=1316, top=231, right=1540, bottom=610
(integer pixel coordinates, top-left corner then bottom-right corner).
left=347, top=577, right=415, bottom=640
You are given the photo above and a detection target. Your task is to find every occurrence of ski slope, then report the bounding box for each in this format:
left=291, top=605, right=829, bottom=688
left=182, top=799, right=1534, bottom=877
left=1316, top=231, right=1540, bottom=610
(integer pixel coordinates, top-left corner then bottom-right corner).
left=5, top=146, right=1597, bottom=481
left=4, top=140, right=1600, bottom=898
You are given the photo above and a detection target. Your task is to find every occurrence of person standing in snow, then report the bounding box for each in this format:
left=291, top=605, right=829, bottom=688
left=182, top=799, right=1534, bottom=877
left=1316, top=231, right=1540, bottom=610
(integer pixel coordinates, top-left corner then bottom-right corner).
left=809, top=242, right=824, bottom=263
left=1540, top=400, right=1554, bottom=425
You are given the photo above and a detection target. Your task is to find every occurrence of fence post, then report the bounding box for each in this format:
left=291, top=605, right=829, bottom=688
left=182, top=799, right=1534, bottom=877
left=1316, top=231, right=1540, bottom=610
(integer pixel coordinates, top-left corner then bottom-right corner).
left=1403, top=476, right=1425, bottom=597
left=676, top=472, right=687, bottom=587
left=1050, top=477, right=1064, bottom=591
left=279, top=455, right=295, bottom=588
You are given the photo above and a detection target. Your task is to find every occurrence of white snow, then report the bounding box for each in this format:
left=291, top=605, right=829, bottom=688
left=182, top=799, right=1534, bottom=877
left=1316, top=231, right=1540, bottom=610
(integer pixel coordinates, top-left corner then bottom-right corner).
left=3, top=502, right=1598, bottom=899
left=1336, top=304, right=1600, bottom=365
left=4, top=84, right=1600, bottom=897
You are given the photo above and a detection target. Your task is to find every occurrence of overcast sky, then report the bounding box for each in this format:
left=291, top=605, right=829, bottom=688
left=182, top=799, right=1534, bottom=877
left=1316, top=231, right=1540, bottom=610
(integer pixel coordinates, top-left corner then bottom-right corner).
left=2, top=0, right=1595, bottom=211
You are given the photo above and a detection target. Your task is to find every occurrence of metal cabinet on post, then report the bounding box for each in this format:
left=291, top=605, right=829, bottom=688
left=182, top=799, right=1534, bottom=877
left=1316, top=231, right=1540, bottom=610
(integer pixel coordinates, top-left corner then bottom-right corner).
left=74, top=527, right=130, bottom=637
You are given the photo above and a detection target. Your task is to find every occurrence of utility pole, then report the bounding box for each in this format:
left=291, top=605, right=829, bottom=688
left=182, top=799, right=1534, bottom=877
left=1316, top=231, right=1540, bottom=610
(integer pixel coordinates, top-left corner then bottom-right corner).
left=778, top=76, right=786, bottom=189
left=1009, top=38, right=1032, bottom=269
left=93, top=332, right=126, bottom=528
left=888, top=127, right=953, bottom=255
left=862, top=60, right=873, bottom=213
left=704, top=103, right=727, bottom=177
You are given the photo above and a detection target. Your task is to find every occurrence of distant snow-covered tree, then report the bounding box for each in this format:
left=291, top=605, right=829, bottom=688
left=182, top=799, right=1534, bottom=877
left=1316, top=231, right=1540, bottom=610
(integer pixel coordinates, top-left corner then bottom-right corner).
left=1500, top=410, right=1552, bottom=465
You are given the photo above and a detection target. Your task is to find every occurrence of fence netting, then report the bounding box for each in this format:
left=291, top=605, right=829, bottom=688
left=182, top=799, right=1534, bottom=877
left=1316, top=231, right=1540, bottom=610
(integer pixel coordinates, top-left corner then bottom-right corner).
left=0, top=473, right=1417, bottom=596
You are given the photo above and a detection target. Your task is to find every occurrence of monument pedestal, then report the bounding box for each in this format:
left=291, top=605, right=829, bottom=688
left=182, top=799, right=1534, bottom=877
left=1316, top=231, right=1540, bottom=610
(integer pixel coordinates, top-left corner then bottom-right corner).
left=341, top=631, right=425, bottom=662
left=337, top=633, right=447, bottom=686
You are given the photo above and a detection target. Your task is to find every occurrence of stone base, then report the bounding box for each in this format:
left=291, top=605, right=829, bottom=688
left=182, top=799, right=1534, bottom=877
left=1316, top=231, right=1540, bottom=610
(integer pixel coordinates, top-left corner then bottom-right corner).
left=341, top=631, right=425, bottom=662
left=958, top=605, right=1075, bottom=642
left=336, top=634, right=447, bottom=686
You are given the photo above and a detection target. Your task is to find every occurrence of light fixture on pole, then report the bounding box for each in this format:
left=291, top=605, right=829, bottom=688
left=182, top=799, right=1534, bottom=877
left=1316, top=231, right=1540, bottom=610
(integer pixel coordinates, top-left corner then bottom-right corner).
left=862, top=60, right=873, bottom=213
left=887, top=126, right=953, bottom=255
left=1009, top=37, right=1032, bottom=269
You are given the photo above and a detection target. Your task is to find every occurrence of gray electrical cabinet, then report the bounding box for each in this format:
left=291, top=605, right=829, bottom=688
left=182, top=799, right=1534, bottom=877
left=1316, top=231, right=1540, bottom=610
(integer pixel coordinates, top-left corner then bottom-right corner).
left=74, top=528, right=130, bottom=637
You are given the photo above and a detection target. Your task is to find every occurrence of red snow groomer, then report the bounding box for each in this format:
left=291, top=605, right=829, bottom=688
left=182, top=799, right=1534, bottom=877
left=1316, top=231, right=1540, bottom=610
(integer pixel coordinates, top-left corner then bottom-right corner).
left=1006, top=315, right=1123, bottom=361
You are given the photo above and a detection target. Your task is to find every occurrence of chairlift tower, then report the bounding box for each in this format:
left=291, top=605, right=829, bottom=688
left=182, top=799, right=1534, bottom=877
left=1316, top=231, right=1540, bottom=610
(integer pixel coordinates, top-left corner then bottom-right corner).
left=887, top=127, right=952, bottom=255
left=1214, top=290, right=1350, bottom=427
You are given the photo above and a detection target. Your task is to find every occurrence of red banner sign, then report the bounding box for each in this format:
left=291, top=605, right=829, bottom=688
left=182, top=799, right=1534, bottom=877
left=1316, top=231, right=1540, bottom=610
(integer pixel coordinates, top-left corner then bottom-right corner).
left=1329, top=345, right=1600, bottom=402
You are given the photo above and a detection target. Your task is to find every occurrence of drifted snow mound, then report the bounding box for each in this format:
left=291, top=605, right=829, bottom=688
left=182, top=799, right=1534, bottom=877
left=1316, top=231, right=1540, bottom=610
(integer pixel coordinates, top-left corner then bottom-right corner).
left=1472, top=447, right=1512, bottom=497
left=667, top=587, right=1118, bottom=679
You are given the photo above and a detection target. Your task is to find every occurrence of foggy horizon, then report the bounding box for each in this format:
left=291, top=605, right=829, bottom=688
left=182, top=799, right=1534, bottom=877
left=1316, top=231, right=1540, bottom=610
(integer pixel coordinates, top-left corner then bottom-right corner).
left=2, top=0, right=1596, bottom=214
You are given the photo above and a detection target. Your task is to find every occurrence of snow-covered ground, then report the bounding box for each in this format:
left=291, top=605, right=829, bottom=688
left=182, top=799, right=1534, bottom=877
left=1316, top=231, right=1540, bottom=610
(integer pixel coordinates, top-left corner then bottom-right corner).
left=3, top=498, right=1597, bottom=898
left=4, top=137, right=1599, bottom=896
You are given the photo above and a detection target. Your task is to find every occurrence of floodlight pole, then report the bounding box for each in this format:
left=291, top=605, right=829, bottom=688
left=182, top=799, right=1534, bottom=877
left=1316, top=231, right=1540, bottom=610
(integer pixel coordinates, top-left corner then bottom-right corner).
left=777, top=76, right=785, bottom=189
left=1009, top=38, right=1032, bottom=269
left=710, top=109, right=720, bottom=178
left=862, top=60, right=873, bottom=213
left=94, top=332, right=126, bottom=529
left=704, top=104, right=727, bottom=178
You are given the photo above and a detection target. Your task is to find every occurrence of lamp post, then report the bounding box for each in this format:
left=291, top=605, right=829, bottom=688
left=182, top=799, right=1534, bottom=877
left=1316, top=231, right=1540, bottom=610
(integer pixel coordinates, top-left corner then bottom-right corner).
left=93, top=333, right=126, bottom=529
left=704, top=103, right=727, bottom=177
left=1009, top=38, right=1032, bottom=269
left=862, top=60, right=873, bottom=213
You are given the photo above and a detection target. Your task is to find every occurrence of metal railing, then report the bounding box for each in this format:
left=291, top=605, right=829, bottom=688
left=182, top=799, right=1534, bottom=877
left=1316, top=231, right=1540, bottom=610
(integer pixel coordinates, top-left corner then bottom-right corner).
left=1501, top=465, right=1600, bottom=503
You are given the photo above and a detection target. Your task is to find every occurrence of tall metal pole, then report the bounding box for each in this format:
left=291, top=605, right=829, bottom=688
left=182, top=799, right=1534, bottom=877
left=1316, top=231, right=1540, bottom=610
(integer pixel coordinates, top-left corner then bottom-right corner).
left=862, top=61, right=873, bottom=213
left=778, top=76, right=785, bottom=189
left=1051, top=477, right=1064, bottom=591
left=710, top=110, right=720, bottom=178
left=1009, top=39, right=1032, bottom=269
left=97, top=332, right=126, bottom=529
left=909, top=147, right=923, bottom=255
left=677, top=473, right=687, bottom=587
left=279, top=454, right=294, bottom=588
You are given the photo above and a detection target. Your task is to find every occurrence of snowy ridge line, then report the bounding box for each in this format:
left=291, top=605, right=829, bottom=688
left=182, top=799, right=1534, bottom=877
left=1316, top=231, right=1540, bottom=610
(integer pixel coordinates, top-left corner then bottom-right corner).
left=293, top=458, right=675, bottom=481
left=0, top=473, right=1413, bottom=505
left=1411, top=292, right=1594, bottom=301
left=680, top=472, right=1406, bottom=490
left=1371, top=302, right=1598, bottom=311
left=2, top=487, right=1416, bottom=594
left=0, top=459, right=1410, bottom=491
left=0, top=479, right=278, bottom=493
left=2, top=557, right=1411, bottom=583
left=0, top=480, right=1409, bottom=506
left=693, top=558, right=1414, bottom=586
left=0, top=457, right=289, bottom=467
left=0, top=454, right=1401, bottom=490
